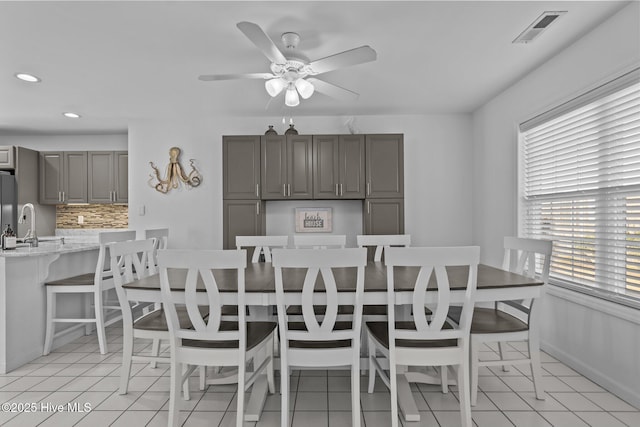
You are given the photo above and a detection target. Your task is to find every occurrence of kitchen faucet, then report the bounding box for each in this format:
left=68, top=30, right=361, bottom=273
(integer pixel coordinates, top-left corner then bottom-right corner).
left=18, top=203, right=38, bottom=247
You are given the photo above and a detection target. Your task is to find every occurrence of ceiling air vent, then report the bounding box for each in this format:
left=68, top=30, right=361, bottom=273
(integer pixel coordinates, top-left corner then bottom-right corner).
left=513, top=11, right=567, bottom=44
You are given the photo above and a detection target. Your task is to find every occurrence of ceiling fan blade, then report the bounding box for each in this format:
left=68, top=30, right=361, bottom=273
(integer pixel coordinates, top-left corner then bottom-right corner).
left=198, top=73, right=274, bottom=81
left=308, top=46, right=377, bottom=75
left=237, top=21, right=287, bottom=65
left=306, top=78, right=359, bottom=100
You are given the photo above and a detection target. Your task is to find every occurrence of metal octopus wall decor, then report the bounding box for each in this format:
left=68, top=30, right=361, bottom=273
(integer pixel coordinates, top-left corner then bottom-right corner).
left=148, top=146, right=202, bottom=194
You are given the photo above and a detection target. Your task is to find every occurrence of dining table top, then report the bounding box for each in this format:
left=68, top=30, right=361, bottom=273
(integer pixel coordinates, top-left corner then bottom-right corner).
left=123, top=261, right=543, bottom=294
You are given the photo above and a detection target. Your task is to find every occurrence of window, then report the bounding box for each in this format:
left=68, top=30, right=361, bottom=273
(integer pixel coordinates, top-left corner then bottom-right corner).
left=519, top=68, right=640, bottom=304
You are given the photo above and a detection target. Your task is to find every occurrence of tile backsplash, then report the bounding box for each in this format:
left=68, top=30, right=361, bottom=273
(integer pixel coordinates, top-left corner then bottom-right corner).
left=56, top=204, right=128, bottom=229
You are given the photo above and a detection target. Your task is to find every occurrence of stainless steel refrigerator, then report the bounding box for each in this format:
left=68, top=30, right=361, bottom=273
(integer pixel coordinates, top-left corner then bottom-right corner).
left=0, top=173, right=17, bottom=233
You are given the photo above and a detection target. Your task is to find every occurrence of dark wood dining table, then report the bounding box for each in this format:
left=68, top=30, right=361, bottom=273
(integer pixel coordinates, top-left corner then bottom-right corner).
left=123, top=260, right=543, bottom=422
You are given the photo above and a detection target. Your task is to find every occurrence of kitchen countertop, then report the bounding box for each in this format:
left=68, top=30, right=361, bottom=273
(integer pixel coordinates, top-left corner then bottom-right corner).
left=0, top=239, right=99, bottom=258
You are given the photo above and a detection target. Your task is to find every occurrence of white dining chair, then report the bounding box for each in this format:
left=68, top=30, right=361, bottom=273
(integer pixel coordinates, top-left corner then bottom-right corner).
left=272, top=247, right=367, bottom=427
left=293, top=234, right=346, bottom=249
left=356, top=234, right=411, bottom=261
left=144, top=228, right=169, bottom=267
left=236, top=235, right=288, bottom=263
left=366, top=246, right=480, bottom=427
left=159, top=249, right=277, bottom=427
left=448, top=236, right=552, bottom=405
left=43, top=230, right=136, bottom=355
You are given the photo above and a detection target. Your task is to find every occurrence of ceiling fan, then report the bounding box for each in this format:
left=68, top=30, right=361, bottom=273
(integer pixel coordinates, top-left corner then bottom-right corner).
left=198, top=22, right=377, bottom=107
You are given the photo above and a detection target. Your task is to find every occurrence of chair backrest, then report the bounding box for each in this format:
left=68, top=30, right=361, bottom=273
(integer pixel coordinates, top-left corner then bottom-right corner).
left=385, top=246, right=480, bottom=344
left=158, top=249, right=247, bottom=348
left=500, top=237, right=553, bottom=318
left=293, top=234, right=346, bottom=249
left=357, top=234, right=411, bottom=261
left=96, top=230, right=137, bottom=289
left=145, top=228, right=169, bottom=266
left=236, top=235, right=288, bottom=263
left=272, top=248, right=367, bottom=346
left=109, top=238, right=157, bottom=325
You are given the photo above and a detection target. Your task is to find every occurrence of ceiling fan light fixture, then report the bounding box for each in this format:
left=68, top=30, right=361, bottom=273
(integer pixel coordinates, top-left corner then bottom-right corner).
left=295, top=78, right=314, bottom=99
left=265, top=78, right=286, bottom=97
left=285, top=86, right=300, bottom=107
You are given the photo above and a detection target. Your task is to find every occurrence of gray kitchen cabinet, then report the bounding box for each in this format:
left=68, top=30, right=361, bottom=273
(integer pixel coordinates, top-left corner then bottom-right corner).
left=0, top=146, right=15, bottom=169
left=223, top=136, right=261, bottom=200
left=223, top=200, right=265, bottom=249
left=261, top=134, right=313, bottom=200
left=39, top=151, right=87, bottom=204
left=365, top=134, right=404, bottom=198
left=313, top=135, right=365, bottom=199
left=88, top=151, right=128, bottom=203
left=363, top=198, right=405, bottom=235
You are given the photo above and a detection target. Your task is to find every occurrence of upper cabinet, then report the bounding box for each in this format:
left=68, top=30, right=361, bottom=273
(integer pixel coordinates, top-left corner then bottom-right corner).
left=88, top=151, right=128, bottom=203
left=366, top=134, right=404, bottom=198
left=39, top=151, right=88, bottom=204
left=313, top=135, right=365, bottom=199
left=261, top=134, right=313, bottom=200
left=223, top=136, right=261, bottom=200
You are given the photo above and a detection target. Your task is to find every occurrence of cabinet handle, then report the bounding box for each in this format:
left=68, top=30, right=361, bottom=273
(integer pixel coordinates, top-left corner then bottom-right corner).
left=283, top=184, right=286, bottom=197
left=335, top=184, right=339, bottom=196
left=58, top=191, right=61, bottom=202
left=62, top=191, right=65, bottom=202
left=340, top=183, right=343, bottom=196
left=256, top=202, right=260, bottom=215
left=367, top=200, right=370, bottom=214
left=367, top=182, right=371, bottom=196
left=256, top=183, right=260, bottom=198
left=287, top=184, right=291, bottom=197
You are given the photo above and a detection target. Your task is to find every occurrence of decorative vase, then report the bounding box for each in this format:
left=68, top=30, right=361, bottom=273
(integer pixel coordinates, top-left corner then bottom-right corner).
left=285, top=124, right=298, bottom=135
left=264, top=125, right=277, bottom=135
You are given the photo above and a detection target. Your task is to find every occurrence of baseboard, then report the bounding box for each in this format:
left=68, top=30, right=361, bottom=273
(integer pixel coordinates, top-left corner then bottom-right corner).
left=541, top=341, right=640, bottom=409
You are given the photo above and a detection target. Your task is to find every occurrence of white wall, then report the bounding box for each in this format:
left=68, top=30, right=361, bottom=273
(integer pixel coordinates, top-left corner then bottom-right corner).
left=471, top=2, right=640, bottom=407
left=128, top=114, right=473, bottom=249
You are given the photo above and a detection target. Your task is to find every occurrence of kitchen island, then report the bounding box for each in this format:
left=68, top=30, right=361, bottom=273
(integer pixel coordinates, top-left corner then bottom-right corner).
left=0, top=240, right=99, bottom=373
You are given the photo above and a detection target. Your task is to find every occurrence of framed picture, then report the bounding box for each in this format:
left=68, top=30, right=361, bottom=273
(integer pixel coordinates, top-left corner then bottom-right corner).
left=295, top=208, right=333, bottom=233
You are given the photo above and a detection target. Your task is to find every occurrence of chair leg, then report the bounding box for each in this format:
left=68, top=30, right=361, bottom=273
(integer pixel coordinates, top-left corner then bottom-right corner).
left=168, top=359, right=181, bottom=427
left=529, top=337, right=546, bottom=401
left=470, top=339, right=480, bottom=406
left=266, top=335, right=276, bottom=394
left=43, top=288, right=55, bottom=356
left=351, top=353, right=361, bottom=427
left=150, top=338, right=160, bottom=369
left=389, top=361, right=399, bottom=427
left=94, top=290, right=108, bottom=354
left=118, top=324, right=134, bottom=395
left=280, top=357, right=289, bottom=427
left=84, top=293, right=92, bottom=335
left=183, top=365, right=191, bottom=401
left=440, top=366, right=449, bottom=394
left=236, top=355, right=246, bottom=427
left=498, top=341, right=510, bottom=372
left=457, top=362, right=473, bottom=427
left=367, top=333, right=376, bottom=393
left=199, top=366, right=206, bottom=390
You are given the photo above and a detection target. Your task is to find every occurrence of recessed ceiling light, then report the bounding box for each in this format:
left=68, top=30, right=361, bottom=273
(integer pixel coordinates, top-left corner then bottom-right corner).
left=62, top=112, right=81, bottom=118
left=15, top=73, right=41, bottom=83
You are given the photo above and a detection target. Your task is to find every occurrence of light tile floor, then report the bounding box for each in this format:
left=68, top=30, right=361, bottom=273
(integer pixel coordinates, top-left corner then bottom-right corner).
left=0, top=325, right=638, bottom=426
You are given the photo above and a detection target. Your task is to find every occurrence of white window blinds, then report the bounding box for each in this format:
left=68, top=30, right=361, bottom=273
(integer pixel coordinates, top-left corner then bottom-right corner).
left=520, top=68, right=640, bottom=299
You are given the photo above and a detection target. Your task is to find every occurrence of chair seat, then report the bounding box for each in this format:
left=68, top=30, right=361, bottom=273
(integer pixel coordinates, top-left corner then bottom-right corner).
left=286, top=304, right=388, bottom=316
left=45, top=272, right=95, bottom=286
left=183, top=321, right=277, bottom=351
left=134, top=306, right=209, bottom=331
left=366, top=321, right=458, bottom=349
left=448, top=306, right=529, bottom=334
left=285, top=321, right=354, bottom=349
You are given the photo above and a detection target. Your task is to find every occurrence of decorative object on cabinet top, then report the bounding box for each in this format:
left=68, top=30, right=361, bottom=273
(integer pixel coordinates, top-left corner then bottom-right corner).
left=264, top=125, right=277, bottom=135
left=284, top=124, right=299, bottom=135
left=148, top=147, right=202, bottom=194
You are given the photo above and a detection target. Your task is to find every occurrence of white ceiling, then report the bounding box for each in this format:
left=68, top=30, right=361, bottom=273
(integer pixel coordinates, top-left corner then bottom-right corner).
left=0, top=0, right=631, bottom=134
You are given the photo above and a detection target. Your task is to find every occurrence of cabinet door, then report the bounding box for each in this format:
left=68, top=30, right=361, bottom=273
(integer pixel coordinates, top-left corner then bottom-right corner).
left=363, top=198, right=404, bottom=235
left=114, top=151, right=128, bottom=203
left=261, top=135, right=287, bottom=200
left=287, top=135, right=313, bottom=199
left=340, top=135, right=365, bottom=199
left=88, top=152, right=114, bottom=203
left=313, top=135, right=340, bottom=199
left=223, top=136, right=261, bottom=199
left=366, top=134, right=404, bottom=198
left=0, top=146, right=15, bottom=169
left=63, top=152, right=88, bottom=203
left=39, top=152, right=64, bottom=204
left=223, top=200, right=265, bottom=249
